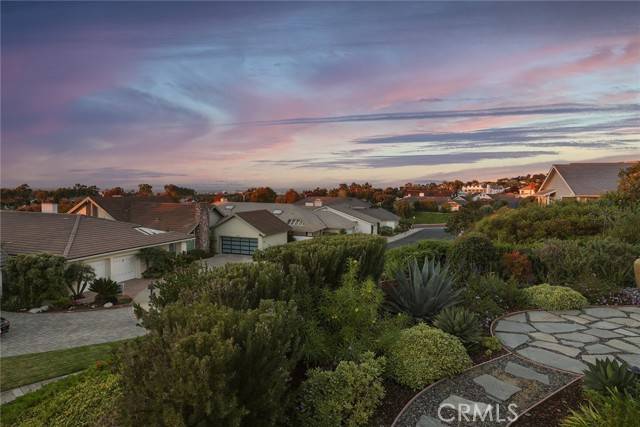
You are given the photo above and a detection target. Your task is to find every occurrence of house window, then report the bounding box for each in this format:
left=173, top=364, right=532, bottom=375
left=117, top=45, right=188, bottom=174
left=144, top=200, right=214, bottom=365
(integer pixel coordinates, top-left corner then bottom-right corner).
left=169, top=243, right=177, bottom=253
left=186, top=240, right=196, bottom=251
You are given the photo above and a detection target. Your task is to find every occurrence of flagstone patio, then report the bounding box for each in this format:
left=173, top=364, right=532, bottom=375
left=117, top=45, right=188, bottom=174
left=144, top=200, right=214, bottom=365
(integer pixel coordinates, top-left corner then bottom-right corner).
left=493, top=306, right=640, bottom=374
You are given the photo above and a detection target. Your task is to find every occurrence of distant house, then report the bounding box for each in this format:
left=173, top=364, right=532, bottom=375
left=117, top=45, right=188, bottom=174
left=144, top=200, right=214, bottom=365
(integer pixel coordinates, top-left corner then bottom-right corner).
left=214, top=202, right=357, bottom=240
left=67, top=196, right=212, bottom=250
left=295, top=197, right=400, bottom=231
left=518, top=183, right=538, bottom=197
left=462, top=183, right=504, bottom=195
left=534, top=162, right=633, bottom=205
left=211, top=210, right=290, bottom=255
left=0, top=211, right=194, bottom=282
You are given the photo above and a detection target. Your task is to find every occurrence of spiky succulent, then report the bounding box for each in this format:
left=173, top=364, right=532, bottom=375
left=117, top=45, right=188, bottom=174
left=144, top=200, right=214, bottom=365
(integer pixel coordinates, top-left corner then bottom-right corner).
left=584, top=358, right=638, bottom=396
left=433, top=306, right=482, bottom=348
left=383, top=258, right=461, bottom=322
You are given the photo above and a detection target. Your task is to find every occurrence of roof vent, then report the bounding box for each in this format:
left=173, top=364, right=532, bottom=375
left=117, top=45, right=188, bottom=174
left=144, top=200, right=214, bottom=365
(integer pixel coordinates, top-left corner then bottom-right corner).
left=272, top=209, right=283, bottom=215
left=135, top=227, right=166, bottom=235
left=224, top=205, right=235, bottom=210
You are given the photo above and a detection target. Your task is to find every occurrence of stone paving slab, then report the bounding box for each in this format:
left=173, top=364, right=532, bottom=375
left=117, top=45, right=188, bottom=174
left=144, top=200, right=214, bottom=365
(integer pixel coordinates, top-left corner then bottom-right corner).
left=393, top=353, right=578, bottom=427
left=494, top=307, right=640, bottom=374
left=1, top=307, right=146, bottom=357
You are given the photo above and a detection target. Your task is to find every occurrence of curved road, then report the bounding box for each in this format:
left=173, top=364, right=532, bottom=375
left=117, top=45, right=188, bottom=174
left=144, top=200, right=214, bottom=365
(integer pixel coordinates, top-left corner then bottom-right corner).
left=1, top=307, right=146, bottom=357
left=386, top=227, right=453, bottom=249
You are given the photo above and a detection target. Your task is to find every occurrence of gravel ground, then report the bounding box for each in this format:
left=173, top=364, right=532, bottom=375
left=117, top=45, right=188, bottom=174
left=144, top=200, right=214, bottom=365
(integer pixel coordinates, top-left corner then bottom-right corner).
left=393, top=353, right=578, bottom=427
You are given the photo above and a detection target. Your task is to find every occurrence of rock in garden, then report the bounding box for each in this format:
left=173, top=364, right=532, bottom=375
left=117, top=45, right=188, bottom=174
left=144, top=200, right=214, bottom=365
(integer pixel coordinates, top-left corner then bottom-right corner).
left=104, top=302, right=114, bottom=308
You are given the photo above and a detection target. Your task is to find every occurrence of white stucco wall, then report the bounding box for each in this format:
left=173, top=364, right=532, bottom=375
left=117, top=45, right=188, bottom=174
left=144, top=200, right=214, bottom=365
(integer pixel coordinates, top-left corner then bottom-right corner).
left=324, top=207, right=377, bottom=234
left=261, top=232, right=288, bottom=249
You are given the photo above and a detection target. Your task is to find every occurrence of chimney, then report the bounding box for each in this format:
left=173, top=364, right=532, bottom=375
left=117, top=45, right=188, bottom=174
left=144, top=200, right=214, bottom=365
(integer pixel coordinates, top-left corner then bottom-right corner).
left=194, top=202, right=210, bottom=252
left=41, top=202, right=58, bottom=213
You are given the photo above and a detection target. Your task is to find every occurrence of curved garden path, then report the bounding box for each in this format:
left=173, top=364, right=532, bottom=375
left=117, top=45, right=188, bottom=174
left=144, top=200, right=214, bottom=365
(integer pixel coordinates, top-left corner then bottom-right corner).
left=392, top=305, right=640, bottom=427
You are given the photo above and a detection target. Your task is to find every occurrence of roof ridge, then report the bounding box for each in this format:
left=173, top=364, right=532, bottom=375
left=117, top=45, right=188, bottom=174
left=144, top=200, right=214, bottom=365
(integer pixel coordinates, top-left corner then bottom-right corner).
left=63, top=214, right=82, bottom=257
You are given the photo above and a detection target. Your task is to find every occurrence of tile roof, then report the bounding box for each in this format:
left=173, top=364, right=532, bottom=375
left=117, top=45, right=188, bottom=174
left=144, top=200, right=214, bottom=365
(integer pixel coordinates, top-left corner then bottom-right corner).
left=215, top=202, right=342, bottom=233
left=1, top=211, right=193, bottom=260
left=552, top=162, right=632, bottom=196
left=295, top=196, right=371, bottom=208
left=75, top=196, right=199, bottom=234
left=234, top=210, right=291, bottom=236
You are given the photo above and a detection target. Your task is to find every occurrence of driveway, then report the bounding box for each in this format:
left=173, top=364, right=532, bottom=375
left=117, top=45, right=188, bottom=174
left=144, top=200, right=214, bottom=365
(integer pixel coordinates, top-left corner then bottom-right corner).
left=1, top=307, right=146, bottom=357
left=386, top=227, right=453, bottom=249
left=201, top=254, right=253, bottom=269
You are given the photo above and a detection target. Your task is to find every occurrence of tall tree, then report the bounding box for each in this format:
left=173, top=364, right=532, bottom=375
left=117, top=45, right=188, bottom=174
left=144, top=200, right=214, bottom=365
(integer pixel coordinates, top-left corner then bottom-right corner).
left=284, top=189, right=301, bottom=203
left=138, top=183, right=153, bottom=197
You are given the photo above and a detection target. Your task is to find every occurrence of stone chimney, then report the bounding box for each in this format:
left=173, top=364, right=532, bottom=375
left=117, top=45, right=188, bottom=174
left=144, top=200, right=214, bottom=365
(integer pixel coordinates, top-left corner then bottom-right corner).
left=41, top=202, right=58, bottom=213
left=194, top=202, right=210, bottom=252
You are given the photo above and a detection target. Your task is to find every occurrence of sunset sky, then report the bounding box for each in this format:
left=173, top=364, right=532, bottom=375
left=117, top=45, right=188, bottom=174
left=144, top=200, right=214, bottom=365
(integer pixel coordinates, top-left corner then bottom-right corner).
left=2, top=1, right=639, bottom=190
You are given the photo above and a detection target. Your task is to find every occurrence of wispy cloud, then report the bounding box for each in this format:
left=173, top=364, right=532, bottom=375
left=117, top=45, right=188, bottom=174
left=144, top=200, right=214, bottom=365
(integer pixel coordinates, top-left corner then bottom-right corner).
left=237, top=103, right=640, bottom=127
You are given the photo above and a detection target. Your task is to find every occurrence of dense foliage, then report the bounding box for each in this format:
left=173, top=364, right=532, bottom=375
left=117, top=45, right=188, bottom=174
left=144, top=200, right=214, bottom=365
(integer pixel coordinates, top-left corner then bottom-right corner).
left=433, top=307, right=482, bottom=349
left=119, top=300, right=303, bottom=426
left=536, top=238, right=639, bottom=300
left=10, top=367, right=121, bottom=427
left=63, top=263, right=96, bottom=299
left=89, top=278, right=120, bottom=305
left=254, top=234, right=386, bottom=287
left=384, top=240, right=451, bottom=278
left=561, top=388, right=640, bottom=427
left=523, top=284, right=588, bottom=311
left=462, top=274, right=526, bottom=326
left=584, top=359, right=638, bottom=396
left=447, top=233, right=498, bottom=281
left=383, top=258, right=461, bottom=322
left=1, top=254, right=68, bottom=309
left=388, top=323, right=471, bottom=390
left=297, top=352, right=386, bottom=427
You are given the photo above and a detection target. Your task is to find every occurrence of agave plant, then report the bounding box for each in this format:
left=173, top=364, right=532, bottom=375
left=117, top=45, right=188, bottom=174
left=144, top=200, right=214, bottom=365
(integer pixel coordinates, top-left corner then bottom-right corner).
left=383, top=258, right=461, bottom=322
left=433, top=306, right=482, bottom=348
left=584, top=358, right=638, bottom=396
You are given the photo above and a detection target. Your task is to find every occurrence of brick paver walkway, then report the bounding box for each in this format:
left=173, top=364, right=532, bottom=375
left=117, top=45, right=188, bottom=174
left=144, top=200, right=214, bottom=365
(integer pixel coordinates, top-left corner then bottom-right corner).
left=1, top=307, right=146, bottom=357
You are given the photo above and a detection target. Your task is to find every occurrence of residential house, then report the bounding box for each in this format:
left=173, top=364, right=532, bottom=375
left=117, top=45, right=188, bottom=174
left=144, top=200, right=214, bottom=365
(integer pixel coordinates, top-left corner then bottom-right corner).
left=534, top=162, right=633, bottom=205
left=67, top=196, right=212, bottom=250
left=0, top=211, right=194, bottom=282
left=518, top=183, right=538, bottom=197
left=462, top=183, right=504, bottom=195
left=214, top=202, right=357, bottom=240
left=295, top=197, right=400, bottom=231
left=211, top=210, right=290, bottom=255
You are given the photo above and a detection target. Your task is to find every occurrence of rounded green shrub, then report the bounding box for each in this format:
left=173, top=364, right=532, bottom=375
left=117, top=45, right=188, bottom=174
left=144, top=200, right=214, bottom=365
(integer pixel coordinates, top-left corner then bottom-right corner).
left=388, top=323, right=472, bottom=390
left=523, top=284, right=588, bottom=311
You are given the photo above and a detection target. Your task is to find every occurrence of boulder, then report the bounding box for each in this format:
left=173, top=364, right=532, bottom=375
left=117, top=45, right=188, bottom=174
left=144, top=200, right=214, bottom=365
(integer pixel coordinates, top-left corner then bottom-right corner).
left=103, top=302, right=114, bottom=308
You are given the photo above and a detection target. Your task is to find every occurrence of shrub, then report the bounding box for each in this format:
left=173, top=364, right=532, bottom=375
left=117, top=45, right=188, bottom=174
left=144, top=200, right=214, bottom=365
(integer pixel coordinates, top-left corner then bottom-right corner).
left=304, top=261, right=408, bottom=365
left=63, top=263, right=96, bottom=299
left=523, top=284, right=588, bottom=311
left=474, top=200, right=614, bottom=243
left=297, top=352, right=386, bottom=427
left=433, top=307, right=482, bottom=349
left=384, top=240, right=452, bottom=279
left=118, top=300, right=303, bottom=426
left=138, top=247, right=175, bottom=278
left=536, top=238, right=639, bottom=301
left=253, top=234, right=386, bottom=288
left=584, top=359, right=639, bottom=396
left=147, top=262, right=311, bottom=313
left=561, top=388, right=640, bottom=427
left=383, top=258, right=461, bottom=322
left=13, top=367, right=121, bottom=427
left=462, top=274, right=526, bottom=325
left=378, top=226, right=394, bottom=236
left=388, top=323, right=471, bottom=390
left=448, top=233, right=498, bottom=281
left=1, top=253, right=67, bottom=309
left=89, top=278, right=120, bottom=305
left=481, top=336, right=503, bottom=356
left=501, top=251, right=534, bottom=284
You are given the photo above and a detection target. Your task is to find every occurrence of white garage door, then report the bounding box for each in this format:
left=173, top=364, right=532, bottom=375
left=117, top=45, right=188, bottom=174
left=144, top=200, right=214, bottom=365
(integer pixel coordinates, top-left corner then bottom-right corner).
left=87, top=260, right=108, bottom=280
left=111, top=255, right=137, bottom=282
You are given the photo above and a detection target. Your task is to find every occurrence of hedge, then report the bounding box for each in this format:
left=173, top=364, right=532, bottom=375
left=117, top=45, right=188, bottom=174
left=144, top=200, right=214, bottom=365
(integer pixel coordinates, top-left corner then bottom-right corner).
left=253, top=234, right=386, bottom=288
left=523, top=284, right=588, bottom=311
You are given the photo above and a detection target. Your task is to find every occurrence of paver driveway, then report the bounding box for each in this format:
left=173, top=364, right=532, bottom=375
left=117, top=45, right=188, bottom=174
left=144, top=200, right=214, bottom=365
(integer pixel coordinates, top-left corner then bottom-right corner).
left=1, top=307, right=146, bottom=357
left=493, top=306, right=640, bottom=374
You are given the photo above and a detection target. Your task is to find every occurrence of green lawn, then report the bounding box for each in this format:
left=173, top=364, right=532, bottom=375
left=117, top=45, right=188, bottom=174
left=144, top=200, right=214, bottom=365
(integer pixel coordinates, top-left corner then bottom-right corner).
left=1, top=340, right=126, bottom=391
left=411, top=211, right=452, bottom=224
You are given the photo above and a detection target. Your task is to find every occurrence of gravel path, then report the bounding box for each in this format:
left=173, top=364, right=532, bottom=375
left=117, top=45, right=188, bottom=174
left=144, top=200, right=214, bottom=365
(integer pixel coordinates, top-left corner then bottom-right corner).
left=1, top=307, right=146, bottom=357
left=493, top=306, right=640, bottom=373
left=393, top=353, right=578, bottom=427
